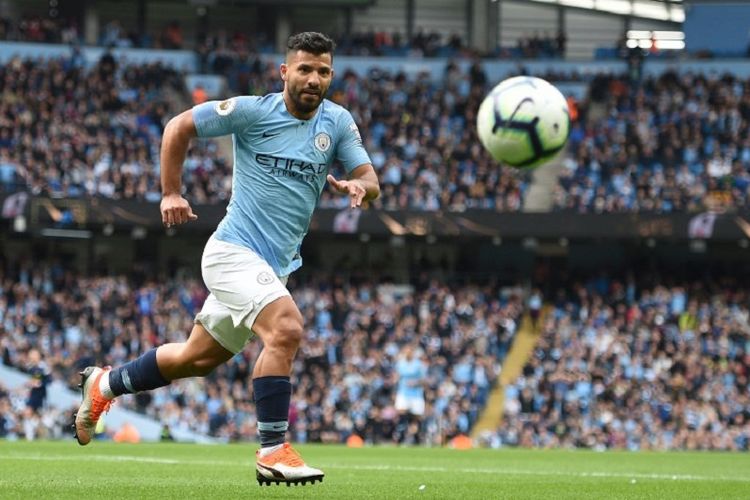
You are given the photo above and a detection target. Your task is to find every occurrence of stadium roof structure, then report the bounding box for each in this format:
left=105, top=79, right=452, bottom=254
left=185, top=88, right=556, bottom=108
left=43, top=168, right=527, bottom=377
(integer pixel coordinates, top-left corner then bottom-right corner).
left=193, top=0, right=684, bottom=25
left=187, top=0, right=376, bottom=5
left=514, top=0, right=683, bottom=23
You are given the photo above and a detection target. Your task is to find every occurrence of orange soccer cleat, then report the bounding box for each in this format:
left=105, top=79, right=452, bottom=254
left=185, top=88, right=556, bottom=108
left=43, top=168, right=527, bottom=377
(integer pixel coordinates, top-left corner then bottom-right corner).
left=73, top=366, right=114, bottom=445
left=255, top=443, right=324, bottom=487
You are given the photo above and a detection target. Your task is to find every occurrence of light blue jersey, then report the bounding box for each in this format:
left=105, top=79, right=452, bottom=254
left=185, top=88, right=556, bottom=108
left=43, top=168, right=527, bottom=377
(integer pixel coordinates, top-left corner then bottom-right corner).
left=192, top=93, right=370, bottom=276
left=396, top=358, right=427, bottom=399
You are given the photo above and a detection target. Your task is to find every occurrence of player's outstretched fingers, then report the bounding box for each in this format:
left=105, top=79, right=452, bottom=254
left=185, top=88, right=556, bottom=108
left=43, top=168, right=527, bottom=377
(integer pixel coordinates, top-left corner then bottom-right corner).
left=351, top=186, right=365, bottom=208
left=326, top=174, right=344, bottom=192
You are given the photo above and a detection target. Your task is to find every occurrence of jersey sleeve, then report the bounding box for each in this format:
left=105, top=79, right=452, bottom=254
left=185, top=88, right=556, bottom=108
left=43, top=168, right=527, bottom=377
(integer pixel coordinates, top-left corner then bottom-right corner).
left=335, top=110, right=371, bottom=174
left=192, top=96, right=261, bottom=138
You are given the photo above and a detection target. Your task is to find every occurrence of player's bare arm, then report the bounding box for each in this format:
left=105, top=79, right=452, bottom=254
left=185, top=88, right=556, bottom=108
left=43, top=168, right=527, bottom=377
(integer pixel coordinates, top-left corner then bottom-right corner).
left=160, top=109, right=199, bottom=227
left=327, top=163, right=380, bottom=208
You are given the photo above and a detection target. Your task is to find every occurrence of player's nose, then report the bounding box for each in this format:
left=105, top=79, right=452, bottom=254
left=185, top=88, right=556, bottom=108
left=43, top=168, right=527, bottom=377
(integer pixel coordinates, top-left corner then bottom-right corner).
left=307, top=73, right=321, bottom=88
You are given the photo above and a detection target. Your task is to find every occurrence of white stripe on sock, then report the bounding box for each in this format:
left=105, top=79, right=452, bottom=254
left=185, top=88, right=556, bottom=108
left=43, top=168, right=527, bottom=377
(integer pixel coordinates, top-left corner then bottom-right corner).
left=121, top=369, right=134, bottom=393
left=258, top=421, right=288, bottom=432
left=98, top=370, right=115, bottom=400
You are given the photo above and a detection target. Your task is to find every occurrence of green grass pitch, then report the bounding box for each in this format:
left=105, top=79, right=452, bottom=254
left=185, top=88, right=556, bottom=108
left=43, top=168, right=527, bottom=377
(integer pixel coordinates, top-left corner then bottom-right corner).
left=1, top=441, right=749, bottom=499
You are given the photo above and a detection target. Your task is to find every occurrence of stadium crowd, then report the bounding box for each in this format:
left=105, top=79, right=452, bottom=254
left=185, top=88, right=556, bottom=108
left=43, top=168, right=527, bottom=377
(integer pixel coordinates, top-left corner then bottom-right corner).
left=489, top=275, right=750, bottom=451
left=0, top=12, right=565, bottom=60
left=2, top=34, right=750, bottom=215
left=0, top=56, right=234, bottom=204
left=0, top=54, right=527, bottom=211
left=3, top=257, right=749, bottom=451
left=0, top=15, right=81, bottom=45
left=554, top=72, right=750, bottom=213
left=0, top=259, right=521, bottom=444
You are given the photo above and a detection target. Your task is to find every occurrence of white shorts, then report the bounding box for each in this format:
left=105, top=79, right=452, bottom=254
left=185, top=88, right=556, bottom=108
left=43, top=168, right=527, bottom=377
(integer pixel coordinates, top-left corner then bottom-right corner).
left=395, top=394, right=425, bottom=416
left=195, top=236, right=290, bottom=354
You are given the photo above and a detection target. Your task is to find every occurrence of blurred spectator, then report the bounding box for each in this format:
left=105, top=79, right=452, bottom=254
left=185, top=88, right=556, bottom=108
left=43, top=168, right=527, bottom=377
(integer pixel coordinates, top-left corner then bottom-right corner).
left=161, top=22, right=183, bottom=50
left=192, top=85, right=208, bottom=105
left=25, top=349, right=50, bottom=412
left=394, top=345, right=428, bottom=443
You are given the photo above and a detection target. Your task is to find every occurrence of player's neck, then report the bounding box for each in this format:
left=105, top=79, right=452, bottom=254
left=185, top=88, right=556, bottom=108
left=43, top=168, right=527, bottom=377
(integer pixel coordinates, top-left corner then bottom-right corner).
left=282, top=92, right=318, bottom=121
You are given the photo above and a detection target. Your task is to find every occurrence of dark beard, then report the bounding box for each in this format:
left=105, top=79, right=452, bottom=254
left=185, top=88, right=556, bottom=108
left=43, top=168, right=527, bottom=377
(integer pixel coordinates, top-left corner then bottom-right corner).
left=292, top=89, right=322, bottom=114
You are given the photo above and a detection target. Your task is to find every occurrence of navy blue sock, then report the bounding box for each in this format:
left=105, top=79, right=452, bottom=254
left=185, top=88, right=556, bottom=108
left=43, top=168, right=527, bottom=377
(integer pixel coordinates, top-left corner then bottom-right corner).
left=109, top=348, right=170, bottom=397
left=253, top=376, right=291, bottom=447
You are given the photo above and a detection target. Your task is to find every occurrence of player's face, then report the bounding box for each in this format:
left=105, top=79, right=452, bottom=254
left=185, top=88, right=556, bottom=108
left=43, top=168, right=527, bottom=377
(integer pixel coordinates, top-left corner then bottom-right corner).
left=281, top=50, right=333, bottom=117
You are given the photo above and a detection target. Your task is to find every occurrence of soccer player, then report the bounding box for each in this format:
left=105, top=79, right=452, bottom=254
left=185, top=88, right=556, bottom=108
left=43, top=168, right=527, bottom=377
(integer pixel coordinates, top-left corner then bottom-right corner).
left=73, top=32, right=380, bottom=487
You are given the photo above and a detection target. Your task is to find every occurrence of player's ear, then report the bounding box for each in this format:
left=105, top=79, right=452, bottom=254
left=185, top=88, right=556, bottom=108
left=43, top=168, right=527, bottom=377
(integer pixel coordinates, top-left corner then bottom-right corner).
left=280, top=63, right=288, bottom=82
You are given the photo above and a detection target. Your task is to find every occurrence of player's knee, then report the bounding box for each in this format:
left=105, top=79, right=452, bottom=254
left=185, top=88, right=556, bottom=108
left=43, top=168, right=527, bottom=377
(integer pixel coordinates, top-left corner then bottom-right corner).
left=267, top=315, right=303, bottom=353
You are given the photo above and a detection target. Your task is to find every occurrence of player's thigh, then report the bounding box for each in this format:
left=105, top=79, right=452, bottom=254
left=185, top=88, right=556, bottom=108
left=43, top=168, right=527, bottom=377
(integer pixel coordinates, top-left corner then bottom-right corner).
left=182, top=322, right=235, bottom=366
left=251, top=295, right=304, bottom=346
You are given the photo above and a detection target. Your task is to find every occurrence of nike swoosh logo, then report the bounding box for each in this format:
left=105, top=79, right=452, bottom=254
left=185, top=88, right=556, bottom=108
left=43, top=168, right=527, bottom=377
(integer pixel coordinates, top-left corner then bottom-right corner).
left=262, top=131, right=280, bottom=138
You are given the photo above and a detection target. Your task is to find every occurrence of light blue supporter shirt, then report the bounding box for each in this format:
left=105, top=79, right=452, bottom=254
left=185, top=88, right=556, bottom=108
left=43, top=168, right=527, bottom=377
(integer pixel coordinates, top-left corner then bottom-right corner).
left=396, top=358, right=427, bottom=399
left=192, top=93, right=370, bottom=276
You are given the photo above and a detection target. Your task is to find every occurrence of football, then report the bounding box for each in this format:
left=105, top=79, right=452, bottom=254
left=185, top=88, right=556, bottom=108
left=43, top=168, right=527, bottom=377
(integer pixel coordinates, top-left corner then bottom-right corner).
left=477, top=76, right=570, bottom=168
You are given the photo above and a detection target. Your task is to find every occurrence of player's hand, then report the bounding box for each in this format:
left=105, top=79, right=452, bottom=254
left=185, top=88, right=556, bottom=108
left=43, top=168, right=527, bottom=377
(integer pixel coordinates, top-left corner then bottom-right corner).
left=327, top=174, right=366, bottom=209
left=160, top=193, right=198, bottom=227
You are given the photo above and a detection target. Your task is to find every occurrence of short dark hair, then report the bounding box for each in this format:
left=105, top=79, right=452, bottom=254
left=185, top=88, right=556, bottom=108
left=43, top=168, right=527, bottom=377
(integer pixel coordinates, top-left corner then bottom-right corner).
left=286, top=32, right=336, bottom=57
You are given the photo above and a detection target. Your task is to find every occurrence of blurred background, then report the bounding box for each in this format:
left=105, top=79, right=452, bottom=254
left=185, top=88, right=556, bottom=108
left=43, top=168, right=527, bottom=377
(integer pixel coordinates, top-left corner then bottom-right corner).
left=0, top=0, right=748, bottom=451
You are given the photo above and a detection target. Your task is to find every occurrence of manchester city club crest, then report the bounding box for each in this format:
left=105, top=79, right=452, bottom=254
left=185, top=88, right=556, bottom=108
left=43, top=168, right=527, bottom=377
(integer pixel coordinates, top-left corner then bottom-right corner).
left=314, top=132, right=331, bottom=152
left=257, top=271, right=274, bottom=285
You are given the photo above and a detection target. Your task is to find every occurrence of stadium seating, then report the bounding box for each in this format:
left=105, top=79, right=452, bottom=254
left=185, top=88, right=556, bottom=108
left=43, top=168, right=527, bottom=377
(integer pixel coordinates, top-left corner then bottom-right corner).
left=0, top=15, right=565, bottom=60
left=0, top=262, right=522, bottom=444
left=554, top=72, right=750, bottom=213
left=490, top=277, right=750, bottom=451
left=3, top=54, right=750, bottom=213
left=4, top=259, right=748, bottom=450
left=0, top=56, right=528, bottom=211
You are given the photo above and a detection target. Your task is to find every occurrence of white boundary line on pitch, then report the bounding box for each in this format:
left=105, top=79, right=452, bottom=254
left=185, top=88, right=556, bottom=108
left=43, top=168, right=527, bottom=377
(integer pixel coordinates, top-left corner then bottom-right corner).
left=1, top=453, right=749, bottom=483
